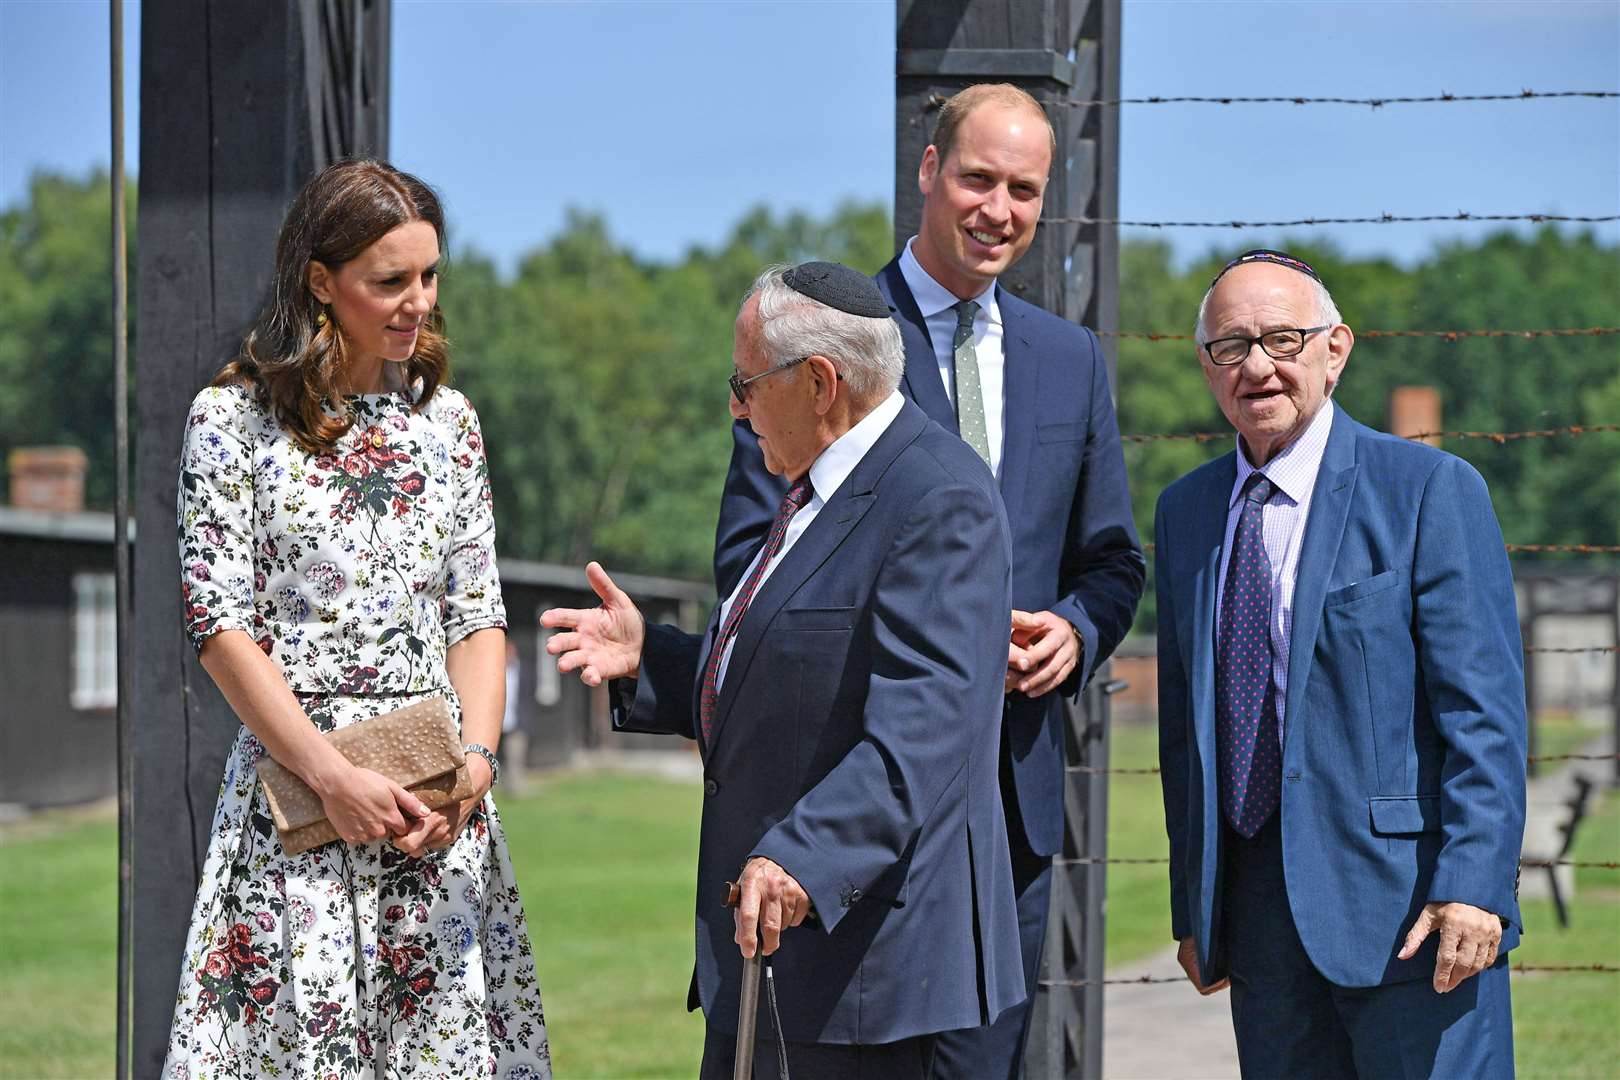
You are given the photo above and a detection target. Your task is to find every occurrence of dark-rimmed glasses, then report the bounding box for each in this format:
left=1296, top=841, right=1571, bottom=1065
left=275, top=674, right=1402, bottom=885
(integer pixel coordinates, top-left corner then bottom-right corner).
left=729, top=356, right=809, bottom=404
left=729, top=355, right=842, bottom=404
left=1202, top=325, right=1329, bottom=367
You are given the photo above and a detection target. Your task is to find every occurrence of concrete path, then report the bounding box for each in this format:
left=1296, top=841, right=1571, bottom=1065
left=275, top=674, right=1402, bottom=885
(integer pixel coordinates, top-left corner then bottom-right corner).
left=1102, top=945, right=1239, bottom=1079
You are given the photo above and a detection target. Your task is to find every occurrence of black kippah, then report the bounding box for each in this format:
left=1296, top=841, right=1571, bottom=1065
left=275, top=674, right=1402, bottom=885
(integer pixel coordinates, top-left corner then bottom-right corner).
left=781, top=261, right=891, bottom=319
left=1209, top=249, right=1324, bottom=290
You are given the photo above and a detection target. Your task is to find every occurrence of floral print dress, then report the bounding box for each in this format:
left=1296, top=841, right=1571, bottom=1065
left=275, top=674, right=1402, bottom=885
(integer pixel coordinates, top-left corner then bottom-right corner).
left=164, top=383, right=551, bottom=1080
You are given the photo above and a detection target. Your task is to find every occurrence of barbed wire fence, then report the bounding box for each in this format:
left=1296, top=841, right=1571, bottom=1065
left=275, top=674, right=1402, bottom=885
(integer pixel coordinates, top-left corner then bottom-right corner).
left=1061, top=83, right=1620, bottom=1000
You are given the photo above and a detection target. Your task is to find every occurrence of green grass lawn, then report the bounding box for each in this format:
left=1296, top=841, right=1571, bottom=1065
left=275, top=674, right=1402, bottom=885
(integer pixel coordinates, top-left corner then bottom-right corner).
left=1105, top=718, right=1620, bottom=1078
left=2, top=757, right=1617, bottom=1078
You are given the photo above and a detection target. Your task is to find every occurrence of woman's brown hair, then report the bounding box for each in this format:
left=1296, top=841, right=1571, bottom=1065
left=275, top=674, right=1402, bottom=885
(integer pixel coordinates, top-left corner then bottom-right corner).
left=213, top=159, right=450, bottom=453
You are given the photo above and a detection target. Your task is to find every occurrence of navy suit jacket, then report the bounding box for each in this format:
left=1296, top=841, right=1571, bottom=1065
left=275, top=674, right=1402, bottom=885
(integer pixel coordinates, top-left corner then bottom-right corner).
left=716, top=258, right=1145, bottom=856
left=617, top=399, right=1025, bottom=1044
left=1155, top=407, right=1527, bottom=988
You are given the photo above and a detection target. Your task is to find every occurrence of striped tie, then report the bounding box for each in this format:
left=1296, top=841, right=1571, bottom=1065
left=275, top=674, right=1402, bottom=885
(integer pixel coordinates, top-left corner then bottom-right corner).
left=698, top=478, right=813, bottom=744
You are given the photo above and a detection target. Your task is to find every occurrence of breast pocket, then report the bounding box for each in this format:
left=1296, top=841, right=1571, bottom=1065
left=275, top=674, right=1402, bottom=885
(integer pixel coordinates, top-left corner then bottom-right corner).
left=1324, top=568, right=1404, bottom=608
left=1036, top=421, right=1085, bottom=444
left=775, top=606, right=856, bottom=632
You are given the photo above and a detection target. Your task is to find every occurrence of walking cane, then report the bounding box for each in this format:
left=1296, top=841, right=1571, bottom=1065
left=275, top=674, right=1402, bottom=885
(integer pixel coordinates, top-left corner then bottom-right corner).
left=724, top=880, right=762, bottom=1080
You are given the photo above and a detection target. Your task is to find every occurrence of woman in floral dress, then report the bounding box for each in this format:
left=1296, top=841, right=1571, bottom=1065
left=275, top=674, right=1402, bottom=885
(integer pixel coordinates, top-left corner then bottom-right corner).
left=164, top=160, right=550, bottom=1079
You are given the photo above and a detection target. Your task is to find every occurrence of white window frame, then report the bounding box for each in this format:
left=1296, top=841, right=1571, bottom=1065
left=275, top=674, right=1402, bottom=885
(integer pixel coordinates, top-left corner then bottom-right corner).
left=71, top=571, right=117, bottom=710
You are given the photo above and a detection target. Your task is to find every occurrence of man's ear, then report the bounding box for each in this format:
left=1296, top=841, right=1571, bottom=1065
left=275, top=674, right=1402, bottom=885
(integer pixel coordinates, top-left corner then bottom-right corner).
left=918, top=144, right=940, bottom=198
left=807, top=355, right=841, bottom=415
left=1324, top=323, right=1354, bottom=390
left=306, top=260, right=333, bottom=305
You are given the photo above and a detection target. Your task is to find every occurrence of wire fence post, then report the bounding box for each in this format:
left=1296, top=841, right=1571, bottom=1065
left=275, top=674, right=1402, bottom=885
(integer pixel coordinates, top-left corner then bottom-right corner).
left=128, top=2, right=390, bottom=1069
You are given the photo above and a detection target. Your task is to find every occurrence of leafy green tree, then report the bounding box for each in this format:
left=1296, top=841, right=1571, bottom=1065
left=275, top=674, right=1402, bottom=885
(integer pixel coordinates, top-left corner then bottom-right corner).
left=0, top=171, right=134, bottom=508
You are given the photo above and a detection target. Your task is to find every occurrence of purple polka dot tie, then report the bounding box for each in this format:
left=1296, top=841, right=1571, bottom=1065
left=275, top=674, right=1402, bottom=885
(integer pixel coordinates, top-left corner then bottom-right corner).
left=1216, top=473, right=1281, bottom=838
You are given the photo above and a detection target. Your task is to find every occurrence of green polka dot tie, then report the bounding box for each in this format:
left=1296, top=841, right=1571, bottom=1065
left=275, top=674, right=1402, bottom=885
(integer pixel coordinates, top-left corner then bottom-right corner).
left=952, top=299, right=992, bottom=468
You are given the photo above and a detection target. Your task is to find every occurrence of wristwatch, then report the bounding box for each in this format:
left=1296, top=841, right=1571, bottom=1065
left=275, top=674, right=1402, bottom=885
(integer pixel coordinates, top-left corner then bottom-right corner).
left=464, top=743, right=500, bottom=786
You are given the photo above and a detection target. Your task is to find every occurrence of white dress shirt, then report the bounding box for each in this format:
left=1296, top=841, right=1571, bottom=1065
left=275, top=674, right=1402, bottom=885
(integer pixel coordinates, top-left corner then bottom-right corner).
left=713, top=390, right=906, bottom=688
left=1214, top=400, right=1337, bottom=741
left=898, top=238, right=1006, bottom=477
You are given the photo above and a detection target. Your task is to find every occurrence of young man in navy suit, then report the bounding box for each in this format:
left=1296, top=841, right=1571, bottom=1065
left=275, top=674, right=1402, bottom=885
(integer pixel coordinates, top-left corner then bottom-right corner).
left=1155, top=251, right=1525, bottom=1078
left=545, top=262, right=1025, bottom=1078
left=715, top=85, right=1145, bottom=1077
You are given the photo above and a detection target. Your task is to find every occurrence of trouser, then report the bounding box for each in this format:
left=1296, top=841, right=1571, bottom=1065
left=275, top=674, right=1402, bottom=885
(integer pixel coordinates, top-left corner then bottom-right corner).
left=698, top=1022, right=937, bottom=1080
left=929, top=719, right=1053, bottom=1080
left=1223, top=814, right=1514, bottom=1079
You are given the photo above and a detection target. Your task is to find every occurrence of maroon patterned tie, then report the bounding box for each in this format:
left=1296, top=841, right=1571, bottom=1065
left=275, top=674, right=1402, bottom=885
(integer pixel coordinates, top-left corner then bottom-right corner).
left=699, top=478, right=813, bottom=744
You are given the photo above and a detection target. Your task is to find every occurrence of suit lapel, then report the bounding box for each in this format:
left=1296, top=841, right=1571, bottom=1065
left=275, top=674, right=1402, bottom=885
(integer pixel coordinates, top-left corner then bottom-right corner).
left=996, top=286, right=1036, bottom=528
left=691, top=605, right=724, bottom=762
left=877, top=260, right=957, bottom=431
left=1189, top=454, right=1237, bottom=773
left=706, top=401, right=928, bottom=750
left=1282, top=409, right=1360, bottom=749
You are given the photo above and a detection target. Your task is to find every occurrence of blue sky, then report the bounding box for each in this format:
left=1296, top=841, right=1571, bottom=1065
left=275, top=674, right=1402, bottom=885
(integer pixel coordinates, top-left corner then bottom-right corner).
left=3, top=0, right=1616, bottom=274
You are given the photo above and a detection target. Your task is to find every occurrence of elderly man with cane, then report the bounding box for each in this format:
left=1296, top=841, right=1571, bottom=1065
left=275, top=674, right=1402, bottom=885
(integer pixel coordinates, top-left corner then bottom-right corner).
left=544, top=261, right=1024, bottom=1078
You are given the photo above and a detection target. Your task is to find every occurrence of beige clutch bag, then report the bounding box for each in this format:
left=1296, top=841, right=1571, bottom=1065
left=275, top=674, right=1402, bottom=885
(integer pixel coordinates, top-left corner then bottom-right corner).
left=255, top=695, right=475, bottom=856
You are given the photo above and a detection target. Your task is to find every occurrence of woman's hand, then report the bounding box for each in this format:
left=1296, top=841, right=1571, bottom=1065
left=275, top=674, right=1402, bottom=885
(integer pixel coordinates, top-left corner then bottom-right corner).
left=391, top=754, right=493, bottom=857
left=314, top=764, right=429, bottom=846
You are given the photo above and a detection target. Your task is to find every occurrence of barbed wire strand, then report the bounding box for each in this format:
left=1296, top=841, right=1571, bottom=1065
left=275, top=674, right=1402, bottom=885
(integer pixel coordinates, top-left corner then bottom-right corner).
left=1051, top=90, right=1620, bottom=109
left=1073, top=752, right=1620, bottom=777
left=1123, top=424, right=1620, bottom=445
left=1042, top=965, right=1620, bottom=988
left=1058, top=857, right=1620, bottom=869
left=1045, top=212, right=1619, bottom=228
left=1100, top=327, right=1620, bottom=342
left=1140, top=541, right=1620, bottom=555
left=1507, top=544, right=1620, bottom=554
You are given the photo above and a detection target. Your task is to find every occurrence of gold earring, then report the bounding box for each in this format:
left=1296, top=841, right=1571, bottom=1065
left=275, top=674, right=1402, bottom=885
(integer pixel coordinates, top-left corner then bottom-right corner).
left=316, top=309, right=328, bottom=327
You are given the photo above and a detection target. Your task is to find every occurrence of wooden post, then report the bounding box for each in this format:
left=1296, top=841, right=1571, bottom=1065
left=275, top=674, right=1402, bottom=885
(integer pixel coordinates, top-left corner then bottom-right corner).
left=130, top=2, right=388, bottom=1070
left=895, top=3, right=1122, bottom=1075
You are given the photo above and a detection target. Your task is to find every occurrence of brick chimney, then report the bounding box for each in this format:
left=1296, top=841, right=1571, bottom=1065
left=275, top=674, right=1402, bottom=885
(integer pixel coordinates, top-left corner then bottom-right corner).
left=1388, top=386, right=1442, bottom=448
left=7, top=446, right=89, bottom=512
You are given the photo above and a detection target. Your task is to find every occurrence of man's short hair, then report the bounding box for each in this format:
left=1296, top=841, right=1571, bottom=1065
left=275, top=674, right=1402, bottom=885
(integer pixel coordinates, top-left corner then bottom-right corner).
left=744, top=265, right=904, bottom=402
left=931, top=83, right=1057, bottom=166
left=1194, top=271, right=1344, bottom=345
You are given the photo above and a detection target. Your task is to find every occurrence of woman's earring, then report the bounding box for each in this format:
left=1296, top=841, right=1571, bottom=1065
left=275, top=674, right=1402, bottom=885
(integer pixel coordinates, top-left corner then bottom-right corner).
left=316, top=309, right=329, bottom=327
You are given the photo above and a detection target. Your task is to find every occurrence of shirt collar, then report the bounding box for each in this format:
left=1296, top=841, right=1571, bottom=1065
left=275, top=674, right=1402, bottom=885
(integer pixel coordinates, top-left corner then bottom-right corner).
left=1230, top=399, right=1336, bottom=509
left=807, top=391, right=905, bottom=504
left=899, top=237, right=1000, bottom=325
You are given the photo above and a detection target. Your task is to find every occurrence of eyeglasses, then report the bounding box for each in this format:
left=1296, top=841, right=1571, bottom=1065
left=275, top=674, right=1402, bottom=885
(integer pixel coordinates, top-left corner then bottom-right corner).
left=729, top=356, right=809, bottom=404
left=729, top=356, right=842, bottom=404
left=1201, top=326, right=1330, bottom=367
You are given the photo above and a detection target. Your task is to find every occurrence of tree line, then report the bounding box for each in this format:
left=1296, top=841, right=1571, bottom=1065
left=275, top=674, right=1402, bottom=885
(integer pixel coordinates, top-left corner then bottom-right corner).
left=3, top=172, right=1614, bottom=626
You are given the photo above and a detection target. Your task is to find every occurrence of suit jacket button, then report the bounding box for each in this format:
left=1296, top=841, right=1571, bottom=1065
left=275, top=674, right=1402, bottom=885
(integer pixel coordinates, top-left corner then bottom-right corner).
left=704, top=779, right=719, bottom=796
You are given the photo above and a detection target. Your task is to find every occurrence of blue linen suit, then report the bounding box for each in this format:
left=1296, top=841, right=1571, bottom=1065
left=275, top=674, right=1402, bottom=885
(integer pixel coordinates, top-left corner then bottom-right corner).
left=616, top=399, right=1025, bottom=1049
left=1155, top=407, right=1526, bottom=1076
left=716, top=259, right=1145, bottom=1073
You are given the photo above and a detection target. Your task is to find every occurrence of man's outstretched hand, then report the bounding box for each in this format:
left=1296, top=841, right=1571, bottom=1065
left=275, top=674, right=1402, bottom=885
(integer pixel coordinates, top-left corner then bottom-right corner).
left=540, top=562, right=646, bottom=686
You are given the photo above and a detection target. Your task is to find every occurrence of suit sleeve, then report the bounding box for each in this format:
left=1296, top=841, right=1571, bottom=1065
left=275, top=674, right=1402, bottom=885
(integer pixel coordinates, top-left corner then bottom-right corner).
left=609, top=622, right=704, bottom=741
left=1049, top=330, right=1147, bottom=693
left=752, top=481, right=1013, bottom=933
left=1412, top=457, right=1528, bottom=923
left=1154, top=495, right=1193, bottom=942
left=714, top=420, right=788, bottom=598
